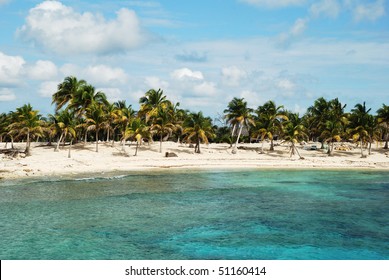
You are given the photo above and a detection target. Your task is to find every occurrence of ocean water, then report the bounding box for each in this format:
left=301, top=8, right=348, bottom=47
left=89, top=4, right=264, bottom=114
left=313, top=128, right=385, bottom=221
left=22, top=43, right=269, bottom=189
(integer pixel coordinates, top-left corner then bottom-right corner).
left=0, top=169, right=388, bottom=260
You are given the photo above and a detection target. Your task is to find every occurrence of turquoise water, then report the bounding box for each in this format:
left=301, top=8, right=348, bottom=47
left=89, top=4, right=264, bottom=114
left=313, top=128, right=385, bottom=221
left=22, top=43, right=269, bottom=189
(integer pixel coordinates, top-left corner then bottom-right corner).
left=0, top=169, right=388, bottom=260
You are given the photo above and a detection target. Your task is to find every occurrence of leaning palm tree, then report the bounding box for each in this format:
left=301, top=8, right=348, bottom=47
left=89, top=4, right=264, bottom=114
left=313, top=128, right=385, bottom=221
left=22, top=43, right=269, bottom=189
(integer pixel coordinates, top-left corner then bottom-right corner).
left=224, top=97, right=254, bottom=153
left=52, top=76, right=87, bottom=112
left=376, top=104, right=389, bottom=149
left=7, top=104, right=45, bottom=156
left=85, top=103, right=106, bottom=152
left=114, top=101, right=136, bottom=151
left=183, top=111, right=215, bottom=153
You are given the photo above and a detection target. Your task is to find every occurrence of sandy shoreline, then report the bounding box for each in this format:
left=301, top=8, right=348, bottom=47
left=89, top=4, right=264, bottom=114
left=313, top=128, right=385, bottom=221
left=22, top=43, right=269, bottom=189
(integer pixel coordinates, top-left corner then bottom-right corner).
left=1, top=141, right=388, bottom=180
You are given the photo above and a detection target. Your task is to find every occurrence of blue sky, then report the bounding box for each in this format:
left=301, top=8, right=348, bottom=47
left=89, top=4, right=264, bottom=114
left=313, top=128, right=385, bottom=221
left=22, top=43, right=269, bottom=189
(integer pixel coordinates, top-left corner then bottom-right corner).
left=0, top=0, right=388, bottom=117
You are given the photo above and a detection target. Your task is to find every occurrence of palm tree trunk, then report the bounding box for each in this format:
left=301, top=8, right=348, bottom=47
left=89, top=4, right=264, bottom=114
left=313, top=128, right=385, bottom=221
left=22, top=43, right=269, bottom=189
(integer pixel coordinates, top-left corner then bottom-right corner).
left=25, top=132, right=31, bottom=156
left=368, top=141, right=372, bottom=155
left=360, top=139, right=364, bottom=157
left=95, top=130, right=99, bottom=152
left=68, top=139, right=72, bottom=158
left=134, top=141, right=139, bottom=156
left=159, top=134, right=163, bottom=153
left=231, top=123, right=236, bottom=137
left=122, top=139, right=126, bottom=152
left=294, top=144, right=303, bottom=159
left=234, top=124, right=243, bottom=151
left=261, top=136, right=265, bottom=152
left=55, top=133, right=64, bottom=152
left=106, top=128, right=110, bottom=142
left=84, top=131, right=88, bottom=144
left=197, top=138, right=201, bottom=153
left=270, top=139, right=274, bottom=151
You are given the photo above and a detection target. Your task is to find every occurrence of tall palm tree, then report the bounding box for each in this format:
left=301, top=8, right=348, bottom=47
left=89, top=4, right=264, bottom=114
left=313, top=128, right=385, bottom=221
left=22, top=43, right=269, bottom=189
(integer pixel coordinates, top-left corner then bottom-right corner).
left=224, top=97, right=254, bottom=153
left=282, top=113, right=308, bottom=159
left=85, top=103, right=106, bottom=152
left=320, top=120, right=343, bottom=156
left=377, top=104, right=389, bottom=149
left=52, top=76, right=87, bottom=112
left=150, top=106, right=177, bottom=153
left=139, top=89, right=170, bottom=123
left=7, top=104, right=45, bottom=156
left=49, top=110, right=77, bottom=155
left=183, top=111, right=215, bottom=153
left=103, top=103, right=118, bottom=143
left=256, top=100, right=288, bottom=151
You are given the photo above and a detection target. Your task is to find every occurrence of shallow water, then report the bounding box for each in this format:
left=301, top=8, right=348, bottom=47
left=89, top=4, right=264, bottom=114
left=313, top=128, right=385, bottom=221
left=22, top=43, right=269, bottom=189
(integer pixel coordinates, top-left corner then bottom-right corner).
left=0, top=169, right=388, bottom=259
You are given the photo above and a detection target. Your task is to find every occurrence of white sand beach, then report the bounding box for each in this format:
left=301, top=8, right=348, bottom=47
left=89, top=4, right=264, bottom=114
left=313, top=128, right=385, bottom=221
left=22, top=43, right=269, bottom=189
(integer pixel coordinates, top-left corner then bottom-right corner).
left=1, top=141, right=388, bottom=180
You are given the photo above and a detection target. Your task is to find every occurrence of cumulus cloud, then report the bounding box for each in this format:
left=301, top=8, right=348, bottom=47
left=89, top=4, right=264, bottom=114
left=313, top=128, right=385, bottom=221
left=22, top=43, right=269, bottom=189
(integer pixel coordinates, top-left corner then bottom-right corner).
left=239, top=0, right=306, bottom=8
left=27, top=60, right=58, bottom=80
left=83, top=65, right=128, bottom=85
left=0, top=52, right=25, bottom=86
left=99, top=88, right=123, bottom=102
left=171, top=68, right=204, bottom=80
left=0, top=88, right=16, bottom=101
left=193, top=81, right=217, bottom=96
left=221, top=66, right=247, bottom=87
left=17, top=0, right=151, bottom=55
left=144, top=76, right=169, bottom=90
left=38, top=81, right=58, bottom=97
left=310, top=0, right=341, bottom=18
left=354, top=0, right=385, bottom=21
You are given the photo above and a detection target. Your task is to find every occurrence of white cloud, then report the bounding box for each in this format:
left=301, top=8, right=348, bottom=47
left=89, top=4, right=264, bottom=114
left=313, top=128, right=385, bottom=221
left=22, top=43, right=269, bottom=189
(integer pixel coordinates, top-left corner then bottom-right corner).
left=144, top=76, right=169, bottom=90
left=277, top=17, right=309, bottom=47
left=83, top=65, right=128, bottom=85
left=27, top=60, right=58, bottom=80
left=17, top=1, right=151, bottom=55
left=239, top=0, right=306, bottom=8
left=277, top=79, right=296, bottom=91
left=240, top=90, right=262, bottom=108
left=221, top=66, right=247, bottom=87
left=99, top=88, right=123, bottom=102
left=171, top=68, right=204, bottom=80
left=0, top=52, right=25, bottom=86
left=354, top=0, right=385, bottom=21
left=38, top=81, right=58, bottom=98
left=193, top=81, right=217, bottom=96
left=0, top=88, right=16, bottom=101
left=310, top=0, right=341, bottom=18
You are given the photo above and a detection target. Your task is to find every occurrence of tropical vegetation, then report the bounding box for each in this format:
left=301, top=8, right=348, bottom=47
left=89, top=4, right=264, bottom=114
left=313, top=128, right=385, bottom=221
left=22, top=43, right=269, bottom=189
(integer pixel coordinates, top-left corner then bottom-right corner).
left=0, top=76, right=388, bottom=159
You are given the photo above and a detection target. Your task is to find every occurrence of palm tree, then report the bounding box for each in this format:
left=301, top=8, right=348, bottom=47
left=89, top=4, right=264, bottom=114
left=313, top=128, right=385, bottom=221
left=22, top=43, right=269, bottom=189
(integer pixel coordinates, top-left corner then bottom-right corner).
left=377, top=104, right=389, bottom=149
left=52, top=76, right=87, bottom=112
left=183, top=112, right=215, bottom=153
left=349, top=102, right=372, bottom=157
left=49, top=110, right=77, bottom=156
left=69, top=84, right=108, bottom=118
left=122, top=118, right=151, bottom=156
left=224, top=98, right=254, bottom=153
left=306, top=97, right=331, bottom=147
left=282, top=113, right=308, bottom=159
left=103, top=103, right=118, bottom=143
left=114, top=101, right=136, bottom=151
left=85, top=103, right=106, bottom=152
left=320, top=120, right=343, bottom=156
left=150, top=106, right=177, bottom=153
left=256, top=100, right=288, bottom=151
left=139, top=89, right=170, bottom=123
left=7, top=104, right=45, bottom=156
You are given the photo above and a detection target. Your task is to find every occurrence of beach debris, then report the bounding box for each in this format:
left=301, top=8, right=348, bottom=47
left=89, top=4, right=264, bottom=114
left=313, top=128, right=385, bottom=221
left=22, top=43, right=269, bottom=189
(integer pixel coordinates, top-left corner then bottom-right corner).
left=165, top=152, right=178, bottom=158
left=237, top=146, right=261, bottom=152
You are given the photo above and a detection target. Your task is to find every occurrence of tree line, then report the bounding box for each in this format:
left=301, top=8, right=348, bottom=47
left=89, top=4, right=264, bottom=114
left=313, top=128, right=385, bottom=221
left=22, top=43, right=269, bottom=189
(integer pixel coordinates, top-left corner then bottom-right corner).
left=0, top=76, right=388, bottom=158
